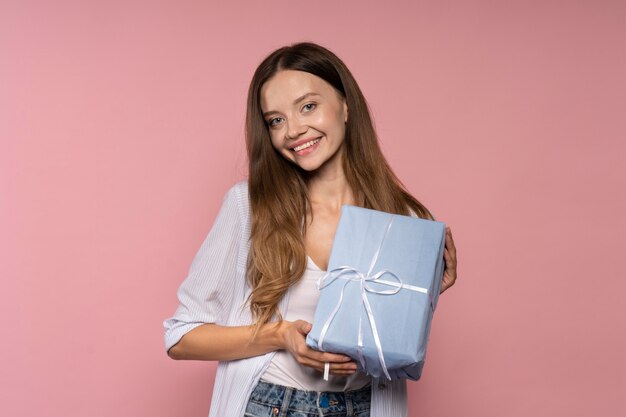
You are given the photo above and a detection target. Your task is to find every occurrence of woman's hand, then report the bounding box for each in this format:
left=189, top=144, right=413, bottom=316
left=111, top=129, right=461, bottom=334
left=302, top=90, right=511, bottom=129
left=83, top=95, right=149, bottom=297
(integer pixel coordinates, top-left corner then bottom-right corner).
left=440, top=226, right=458, bottom=294
left=278, top=320, right=358, bottom=376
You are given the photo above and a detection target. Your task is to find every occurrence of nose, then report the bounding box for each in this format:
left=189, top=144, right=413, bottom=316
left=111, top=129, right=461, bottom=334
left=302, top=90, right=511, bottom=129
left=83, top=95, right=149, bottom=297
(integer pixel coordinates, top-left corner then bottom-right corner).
left=286, top=116, right=307, bottom=140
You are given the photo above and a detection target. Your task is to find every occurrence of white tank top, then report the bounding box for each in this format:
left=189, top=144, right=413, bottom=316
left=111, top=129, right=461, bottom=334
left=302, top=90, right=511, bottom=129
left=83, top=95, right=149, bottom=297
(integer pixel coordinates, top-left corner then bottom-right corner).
left=261, top=256, right=371, bottom=391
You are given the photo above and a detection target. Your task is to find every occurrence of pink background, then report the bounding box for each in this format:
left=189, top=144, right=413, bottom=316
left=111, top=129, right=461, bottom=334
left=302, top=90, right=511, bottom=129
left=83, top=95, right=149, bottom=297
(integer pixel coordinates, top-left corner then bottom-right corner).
left=2, top=1, right=625, bottom=416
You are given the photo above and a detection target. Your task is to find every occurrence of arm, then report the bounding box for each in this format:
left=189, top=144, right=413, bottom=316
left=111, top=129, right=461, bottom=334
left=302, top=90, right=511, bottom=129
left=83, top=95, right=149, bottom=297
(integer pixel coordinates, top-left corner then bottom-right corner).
left=168, top=318, right=357, bottom=375
left=167, top=321, right=283, bottom=361
left=163, top=184, right=356, bottom=374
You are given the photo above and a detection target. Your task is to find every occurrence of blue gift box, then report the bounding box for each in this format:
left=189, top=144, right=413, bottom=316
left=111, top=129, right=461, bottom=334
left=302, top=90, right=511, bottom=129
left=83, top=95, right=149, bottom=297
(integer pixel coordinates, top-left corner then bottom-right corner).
left=305, top=205, right=446, bottom=381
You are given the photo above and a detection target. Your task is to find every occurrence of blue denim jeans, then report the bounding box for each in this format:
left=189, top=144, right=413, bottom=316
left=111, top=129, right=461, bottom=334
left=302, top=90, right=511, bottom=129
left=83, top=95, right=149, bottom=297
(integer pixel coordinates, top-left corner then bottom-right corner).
left=244, top=380, right=371, bottom=417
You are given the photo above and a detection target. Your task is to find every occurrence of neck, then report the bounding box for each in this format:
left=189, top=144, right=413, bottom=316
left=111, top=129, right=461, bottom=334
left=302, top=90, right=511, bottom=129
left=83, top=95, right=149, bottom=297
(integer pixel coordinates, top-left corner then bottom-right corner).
left=306, top=161, right=355, bottom=212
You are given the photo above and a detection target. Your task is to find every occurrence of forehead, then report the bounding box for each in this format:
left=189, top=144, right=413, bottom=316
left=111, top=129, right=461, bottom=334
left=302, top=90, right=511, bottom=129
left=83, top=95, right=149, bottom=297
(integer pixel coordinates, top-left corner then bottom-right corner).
left=260, top=70, right=339, bottom=111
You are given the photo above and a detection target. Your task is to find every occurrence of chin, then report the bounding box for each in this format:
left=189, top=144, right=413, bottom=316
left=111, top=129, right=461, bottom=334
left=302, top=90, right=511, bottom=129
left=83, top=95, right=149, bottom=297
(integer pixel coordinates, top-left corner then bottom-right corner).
left=294, top=161, right=322, bottom=173
left=281, top=153, right=320, bottom=172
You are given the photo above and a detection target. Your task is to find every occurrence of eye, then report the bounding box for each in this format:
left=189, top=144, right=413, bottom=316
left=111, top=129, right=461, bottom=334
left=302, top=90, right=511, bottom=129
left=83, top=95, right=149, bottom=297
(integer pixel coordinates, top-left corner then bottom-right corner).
left=302, top=103, right=316, bottom=112
left=267, top=117, right=284, bottom=128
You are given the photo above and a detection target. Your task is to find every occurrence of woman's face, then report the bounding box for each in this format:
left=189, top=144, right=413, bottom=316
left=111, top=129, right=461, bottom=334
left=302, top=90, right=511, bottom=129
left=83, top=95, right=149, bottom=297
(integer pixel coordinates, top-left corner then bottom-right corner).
left=260, top=70, right=348, bottom=173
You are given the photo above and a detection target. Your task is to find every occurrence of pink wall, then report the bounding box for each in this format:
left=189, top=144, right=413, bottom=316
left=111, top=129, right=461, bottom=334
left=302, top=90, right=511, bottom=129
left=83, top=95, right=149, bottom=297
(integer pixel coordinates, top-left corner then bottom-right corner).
left=2, top=1, right=625, bottom=416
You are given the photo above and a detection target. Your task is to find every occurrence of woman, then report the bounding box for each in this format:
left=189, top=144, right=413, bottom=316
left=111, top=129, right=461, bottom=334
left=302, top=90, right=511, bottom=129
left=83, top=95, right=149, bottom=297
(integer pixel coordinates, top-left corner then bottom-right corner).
left=164, top=42, right=458, bottom=417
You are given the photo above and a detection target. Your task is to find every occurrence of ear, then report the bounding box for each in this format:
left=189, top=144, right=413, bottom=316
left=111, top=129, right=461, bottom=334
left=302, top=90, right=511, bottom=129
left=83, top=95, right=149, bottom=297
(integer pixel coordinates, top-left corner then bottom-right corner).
left=343, top=100, right=348, bottom=124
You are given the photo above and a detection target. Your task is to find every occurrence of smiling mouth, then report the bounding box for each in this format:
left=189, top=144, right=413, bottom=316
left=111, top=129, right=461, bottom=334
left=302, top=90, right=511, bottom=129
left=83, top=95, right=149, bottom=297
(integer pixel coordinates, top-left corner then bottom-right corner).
left=292, top=138, right=321, bottom=152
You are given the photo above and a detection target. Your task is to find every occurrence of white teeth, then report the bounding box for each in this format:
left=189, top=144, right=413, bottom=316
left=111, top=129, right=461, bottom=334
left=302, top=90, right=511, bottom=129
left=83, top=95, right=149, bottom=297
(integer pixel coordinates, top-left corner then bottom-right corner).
left=293, top=138, right=321, bottom=152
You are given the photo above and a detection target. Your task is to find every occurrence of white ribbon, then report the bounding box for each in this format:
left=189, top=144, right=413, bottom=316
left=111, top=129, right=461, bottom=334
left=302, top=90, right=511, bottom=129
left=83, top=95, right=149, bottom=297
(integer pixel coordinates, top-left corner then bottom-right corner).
left=316, top=217, right=434, bottom=380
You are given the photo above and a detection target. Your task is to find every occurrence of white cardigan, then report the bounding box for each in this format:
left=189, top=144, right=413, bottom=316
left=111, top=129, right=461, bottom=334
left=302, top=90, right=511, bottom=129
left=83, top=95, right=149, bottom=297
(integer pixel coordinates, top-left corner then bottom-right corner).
left=163, top=181, right=408, bottom=417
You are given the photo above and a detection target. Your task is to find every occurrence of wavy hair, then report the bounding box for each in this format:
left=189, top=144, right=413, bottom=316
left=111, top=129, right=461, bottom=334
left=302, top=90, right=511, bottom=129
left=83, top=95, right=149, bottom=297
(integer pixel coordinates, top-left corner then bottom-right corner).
left=245, top=42, right=433, bottom=328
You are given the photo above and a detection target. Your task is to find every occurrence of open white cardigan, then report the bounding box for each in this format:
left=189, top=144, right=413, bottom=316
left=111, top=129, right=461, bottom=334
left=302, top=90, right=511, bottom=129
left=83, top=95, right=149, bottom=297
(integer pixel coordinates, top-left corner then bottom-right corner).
left=163, top=181, right=408, bottom=417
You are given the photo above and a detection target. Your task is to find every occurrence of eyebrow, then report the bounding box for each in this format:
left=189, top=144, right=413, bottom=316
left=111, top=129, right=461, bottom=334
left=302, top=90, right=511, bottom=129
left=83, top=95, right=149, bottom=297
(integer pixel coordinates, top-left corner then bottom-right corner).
left=262, top=92, right=321, bottom=118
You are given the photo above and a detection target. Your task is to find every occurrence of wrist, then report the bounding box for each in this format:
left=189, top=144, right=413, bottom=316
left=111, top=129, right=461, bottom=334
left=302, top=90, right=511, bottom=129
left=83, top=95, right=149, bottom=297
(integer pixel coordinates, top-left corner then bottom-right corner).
left=273, top=320, right=288, bottom=350
left=256, top=320, right=287, bottom=351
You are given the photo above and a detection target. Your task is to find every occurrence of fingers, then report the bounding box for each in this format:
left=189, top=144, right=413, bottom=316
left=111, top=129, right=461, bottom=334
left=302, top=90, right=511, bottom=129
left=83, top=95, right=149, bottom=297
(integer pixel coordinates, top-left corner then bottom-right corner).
left=445, top=227, right=457, bottom=257
left=440, top=274, right=450, bottom=292
left=295, top=341, right=352, bottom=364
left=289, top=321, right=351, bottom=361
left=296, top=358, right=357, bottom=376
left=284, top=320, right=356, bottom=375
left=290, top=337, right=357, bottom=375
left=297, top=353, right=358, bottom=376
left=443, top=227, right=457, bottom=270
left=440, top=227, right=458, bottom=295
left=311, top=350, right=353, bottom=365
left=326, top=364, right=359, bottom=376
left=294, top=320, right=312, bottom=335
left=307, top=357, right=357, bottom=374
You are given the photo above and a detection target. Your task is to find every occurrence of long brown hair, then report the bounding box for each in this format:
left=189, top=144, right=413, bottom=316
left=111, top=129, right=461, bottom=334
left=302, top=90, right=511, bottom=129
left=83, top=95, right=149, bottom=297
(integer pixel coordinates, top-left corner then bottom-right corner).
left=245, top=42, right=433, bottom=327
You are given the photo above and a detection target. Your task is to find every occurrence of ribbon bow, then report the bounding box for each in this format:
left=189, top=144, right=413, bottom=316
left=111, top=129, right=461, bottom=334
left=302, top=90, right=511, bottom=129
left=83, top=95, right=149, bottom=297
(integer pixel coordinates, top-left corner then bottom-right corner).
left=316, top=217, right=434, bottom=380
